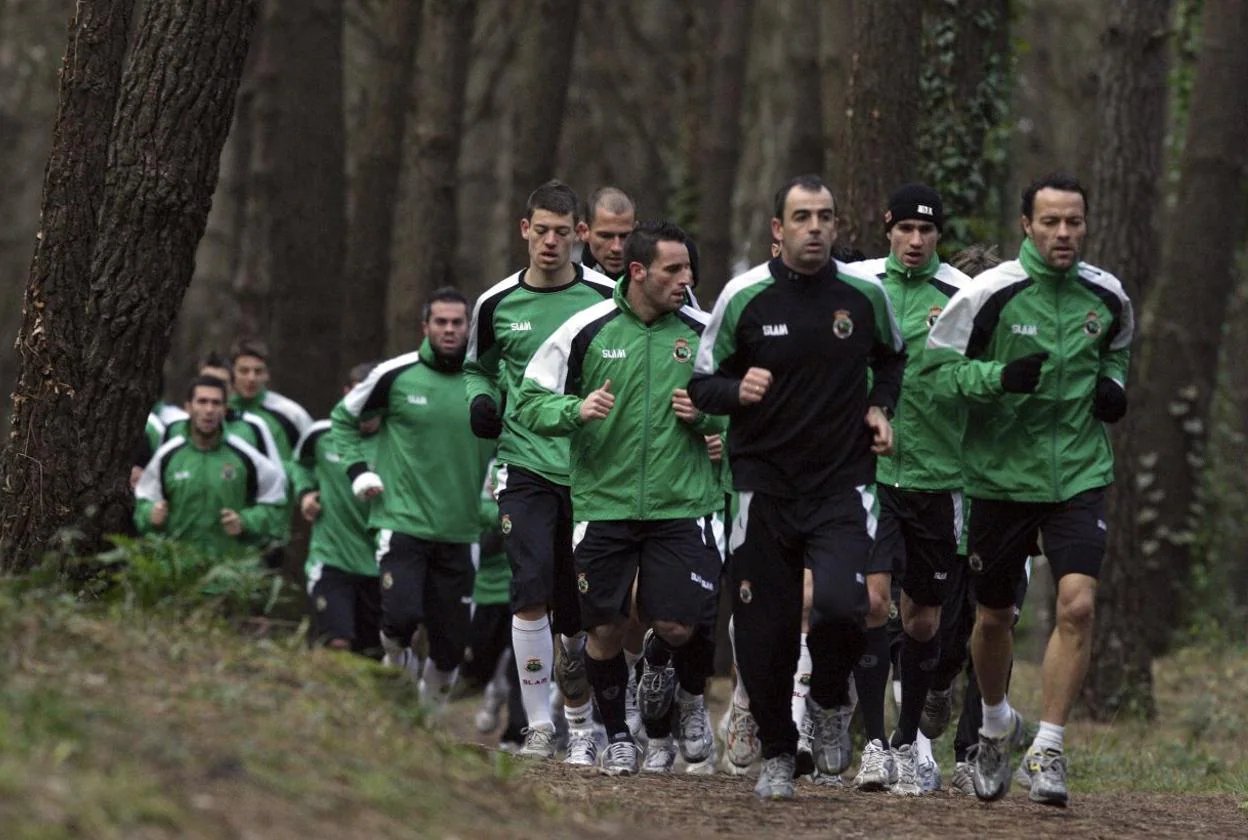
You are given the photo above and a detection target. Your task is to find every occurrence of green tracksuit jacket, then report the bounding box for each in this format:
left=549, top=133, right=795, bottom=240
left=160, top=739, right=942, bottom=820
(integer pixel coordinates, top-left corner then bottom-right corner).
left=515, top=277, right=726, bottom=521
left=331, top=339, right=492, bottom=543
left=292, top=420, right=379, bottom=579
left=464, top=264, right=616, bottom=484
left=923, top=238, right=1133, bottom=502
left=134, top=433, right=288, bottom=555
left=861, top=253, right=970, bottom=492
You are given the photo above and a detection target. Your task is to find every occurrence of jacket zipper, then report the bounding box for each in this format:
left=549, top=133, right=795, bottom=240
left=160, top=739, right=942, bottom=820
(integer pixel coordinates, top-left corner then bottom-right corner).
left=894, top=278, right=910, bottom=487
left=1052, top=281, right=1064, bottom=499
left=639, top=328, right=652, bottom=518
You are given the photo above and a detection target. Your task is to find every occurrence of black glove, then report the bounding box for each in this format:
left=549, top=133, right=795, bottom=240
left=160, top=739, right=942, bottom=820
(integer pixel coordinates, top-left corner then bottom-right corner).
left=469, top=395, right=503, bottom=439
left=1000, top=352, right=1049, bottom=394
left=1092, top=377, right=1127, bottom=423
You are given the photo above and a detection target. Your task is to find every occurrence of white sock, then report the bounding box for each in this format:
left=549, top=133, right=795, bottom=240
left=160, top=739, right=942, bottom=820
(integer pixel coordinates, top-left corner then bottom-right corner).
left=1031, top=721, right=1064, bottom=754
left=729, top=616, right=750, bottom=709
left=564, top=700, right=594, bottom=734
left=915, top=730, right=934, bottom=762
left=892, top=678, right=903, bottom=706
left=420, top=660, right=458, bottom=709
left=791, top=633, right=812, bottom=729
left=624, top=648, right=641, bottom=679
left=981, top=697, right=1015, bottom=739
left=511, top=615, right=553, bottom=728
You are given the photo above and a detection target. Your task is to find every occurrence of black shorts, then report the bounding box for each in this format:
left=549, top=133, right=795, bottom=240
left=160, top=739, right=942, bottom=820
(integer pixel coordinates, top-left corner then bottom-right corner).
left=376, top=530, right=475, bottom=669
left=308, top=563, right=381, bottom=653
left=496, top=464, right=581, bottom=635
left=573, top=517, right=721, bottom=630
left=967, top=487, right=1107, bottom=610
left=868, top=486, right=961, bottom=606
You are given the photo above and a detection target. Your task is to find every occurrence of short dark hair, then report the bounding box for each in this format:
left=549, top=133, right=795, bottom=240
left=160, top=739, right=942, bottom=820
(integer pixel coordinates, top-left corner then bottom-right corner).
left=585, top=187, right=635, bottom=226
left=230, top=337, right=268, bottom=363
left=186, top=374, right=228, bottom=403
left=1021, top=173, right=1089, bottom=219
left=773, top=174, right=833, bottom=221
left=623, top=220, right=689, bottom=272
left=197, top=350, right=230, bottom=371
left=950, top=244, right=1003, bottom=278
left=525, top=179, right=579, bottom=222
left=348, top=361, right=379, bottom=387
left=422, top=286, right=469, bottom=322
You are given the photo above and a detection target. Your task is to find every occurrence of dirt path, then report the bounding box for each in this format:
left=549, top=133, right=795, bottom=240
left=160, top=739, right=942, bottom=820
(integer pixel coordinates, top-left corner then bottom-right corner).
left=442, top=681, right=1247, bottom=839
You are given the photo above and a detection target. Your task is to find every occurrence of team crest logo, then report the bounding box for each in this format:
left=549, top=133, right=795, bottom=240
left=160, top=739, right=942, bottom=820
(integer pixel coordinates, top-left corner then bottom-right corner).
left=799, top=672, right=811, bottom=687
left=315, top=596, right=328, bottom=612
left=968, top=553, right=983, bottom=573
left=738, top=580, right=753, bottom=604
left=221, top=463, right=236, bottom=481
left=927, top=306, right=943, bottom=328
left=381, top=571, right=394, bottom=590
left=500, top=514, right=512, bottom=535
left=833, top=309, right=854, bottom=339
left=525, top=657, right=543, bottom=673
left=1084, top=311, right=1102, bottom=337
left=577, top=572, right=589, bottom=594
left=673, top=337, right=692, bottom=364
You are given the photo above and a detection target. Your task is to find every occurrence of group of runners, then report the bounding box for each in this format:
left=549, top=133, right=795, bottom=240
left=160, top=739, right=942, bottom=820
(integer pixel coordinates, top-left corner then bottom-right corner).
left=131, top=171, right=1132, bottom=809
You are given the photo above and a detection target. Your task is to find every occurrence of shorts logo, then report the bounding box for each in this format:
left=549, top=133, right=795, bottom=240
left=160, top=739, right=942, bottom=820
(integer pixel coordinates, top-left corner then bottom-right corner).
left=927, top=306, right=943, bottom=329
left=888, top=602, right=899, bottom=621
left=690, top=572, right=714, bottom=592
left=933, top=571, right=948, bottom=581
left=968, top=553, right=983, bottom=572
left=381, top=571, right=394, bottom=590
left=859, top=654, right=878, bottom=668
left=673, top=337, right=692, bottom=363
left=577, top=572, right=589, bottom=594
left=1097, top=519, right=1107, bottom=531
left=315, top=596, right=328, bottom=612
left=525, top=657, right=543, bottom=673
left=1084, top=311, right=1102, bottom=337
left=500, top=514, right=512, bottom=536
left=798, top=672, right=811, bottom=687
left=833, top=310, right=854, bottom=339
left=221, top=463, right=236, bottom=481
left=738, top=580, right=753, bottom=604
left=602, top=686, right=620, bottom=700
left=762, top=323, right=789, bottom=337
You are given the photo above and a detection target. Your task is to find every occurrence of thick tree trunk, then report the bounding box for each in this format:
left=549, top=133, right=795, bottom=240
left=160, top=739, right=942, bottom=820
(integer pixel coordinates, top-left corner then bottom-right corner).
left=780, top=0, right=823, bottom=180
left=840, top=0, right=921, bottom=255
left=387, top=0, right=476, bottom=354
left=693, top=0, right=754, bottom=300
left=342, top=0, right=419, bottom=369
left=1080, top=0, right=1173, bottom=720
left=0, top=0, right=256, bottom=570
left=507, top=0, right=580, bottom=269
left=1131, top=0, right=1248, bottom=654
left=819, top=0, right=854, bottom=186
left=238, top=0, right=345, bottom=413
left=0, top=0, right=135, bottom=567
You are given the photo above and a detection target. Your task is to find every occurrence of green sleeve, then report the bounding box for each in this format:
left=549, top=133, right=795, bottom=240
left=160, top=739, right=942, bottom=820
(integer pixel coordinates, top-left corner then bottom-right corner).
left=513, top=375, right=584, bottom=436
left=691, top=411, right=728, bottom=436
left=922, top=346, right=1006, bottom=404
left=330, top=397, right=368, bottom=476
left=1100, top=344, right=1130, bottom=387
left=239, top=501, right=284, bottom=544
left=134, top=500, right=160, bottom=534
left=464, top=337, right=502, bottom=406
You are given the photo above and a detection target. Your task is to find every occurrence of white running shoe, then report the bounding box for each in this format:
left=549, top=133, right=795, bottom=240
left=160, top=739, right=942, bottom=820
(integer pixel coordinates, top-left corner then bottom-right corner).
left=642, top=736, right=677, bottom=774
left=625, top=671, right=645, bottom=744
left=754, top=754, right=797, bottom=800
left=518, top=723, right=557, bottom=759
left=950, top=759, right=975, bottom=795
left=890, top=743, right=923, bottom=796
left=474, top=677, right=509, bottom=734
left=721, top=700, right=762, bottom=773
left=854, top=739, right=895, bottom=791
left=676, top=694, right=714, bottom=764
left=600, top=739, right=641, bottom=776
left=916, top=753, right=942, bottom=794
left=563, top=729, right=599, bottom=768
left=807, top=695, right=855, bottom=776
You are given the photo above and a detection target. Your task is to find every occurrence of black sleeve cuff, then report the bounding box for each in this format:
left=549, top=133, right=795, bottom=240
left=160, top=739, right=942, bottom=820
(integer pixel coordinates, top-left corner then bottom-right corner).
left=346, top=462, right=368, bottom=482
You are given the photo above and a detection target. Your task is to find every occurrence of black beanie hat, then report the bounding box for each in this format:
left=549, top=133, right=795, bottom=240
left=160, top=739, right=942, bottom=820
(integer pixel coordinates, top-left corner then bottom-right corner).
left=885, top=183, right=943, bottom=231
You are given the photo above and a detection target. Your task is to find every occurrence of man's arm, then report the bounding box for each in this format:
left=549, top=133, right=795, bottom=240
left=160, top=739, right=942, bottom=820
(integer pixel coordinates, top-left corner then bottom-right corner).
left=688, top=290, right=749, bottom=415
left=236, top=444, right=290, bottom=542
left=465, top=292, right=503, bottom=407
left=514, top=318, right=591, bottom=436
left=922, top=289, right=1009, bottom=403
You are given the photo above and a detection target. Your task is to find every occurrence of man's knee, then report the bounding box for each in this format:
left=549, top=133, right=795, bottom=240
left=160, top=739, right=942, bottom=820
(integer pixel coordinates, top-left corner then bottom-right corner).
left=975, top=603, right=1015, bottom=633
left=653, top=619, right=694, bottom=648
left=865, top=573, right=891, bottom=626
left=1056, top=574, right=1097, bottom=633
left=586, top=621, right=626, bottom=658
left=901, top=599, right=940, bottom=641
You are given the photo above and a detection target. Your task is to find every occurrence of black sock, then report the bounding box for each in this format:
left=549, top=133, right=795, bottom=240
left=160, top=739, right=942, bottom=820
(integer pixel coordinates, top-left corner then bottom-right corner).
left=892, top=632, right=942, bottom=748
left=584, top=651, right=630, bottom=740
left=853, top=624, right=891, bottom=745
left=808, top=620, right=866, bottom=709
left=673, top=631, right=714, bottom=697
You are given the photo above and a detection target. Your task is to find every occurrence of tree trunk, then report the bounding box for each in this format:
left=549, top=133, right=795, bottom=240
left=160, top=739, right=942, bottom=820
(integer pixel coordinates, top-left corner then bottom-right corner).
left=387, top=0, right=476, bottom=355
left=238, top=0, right=345, bottom=412
left=840, top=0, right=921, bottom=255
left=916, top=0, right=1011, bottom=253
left=1079, top=0, right=1173, bottom=720
left=0, top=0, right=256, bottom=570
left=1132, top=0, right=1248, bottom=654
left=341, top=0, right=419, bottom=369
left=0, top=0, right=135, bottom=567
left=819, top=0, right=854, bottom=187
left=780, top=0, right=822, bottom=179
left=507, top=0, right=580, bottom=269
left=693, top=0, right=754, bottom=300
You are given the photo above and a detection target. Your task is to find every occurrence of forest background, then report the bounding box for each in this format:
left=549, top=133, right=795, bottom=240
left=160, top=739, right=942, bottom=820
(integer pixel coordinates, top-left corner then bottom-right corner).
left=0, top=0, right=1244, bottom=725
